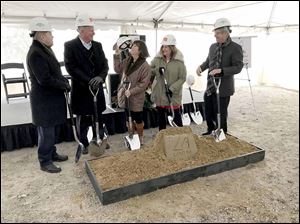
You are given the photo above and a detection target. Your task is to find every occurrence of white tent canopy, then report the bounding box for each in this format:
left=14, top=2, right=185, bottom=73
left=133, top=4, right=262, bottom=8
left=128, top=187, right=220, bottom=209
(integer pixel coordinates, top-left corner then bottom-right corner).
left=1, top=1, right=299, bottom=91
left=1, top=1, right=299, bottom=33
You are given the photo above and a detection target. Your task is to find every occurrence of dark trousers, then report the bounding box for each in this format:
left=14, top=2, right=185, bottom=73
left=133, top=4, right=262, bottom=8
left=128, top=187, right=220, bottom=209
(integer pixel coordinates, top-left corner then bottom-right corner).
left=204, top=92, right=231, bottom=133
left=157, top=107, right=183, bottom=131
left=37, top=126, right=58, bottom=166
left=76, top=114, right=104, bottom=148
left=125, top=109, right=143, bottom=124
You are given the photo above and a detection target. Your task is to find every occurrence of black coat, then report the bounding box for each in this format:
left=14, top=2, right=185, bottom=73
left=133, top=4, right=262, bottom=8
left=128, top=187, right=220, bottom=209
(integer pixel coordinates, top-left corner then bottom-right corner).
left=200, top=40, right=243, bottom=97
left=64, top=37, right=109, bottom=115
left=26, top=40, right=69, bottom=127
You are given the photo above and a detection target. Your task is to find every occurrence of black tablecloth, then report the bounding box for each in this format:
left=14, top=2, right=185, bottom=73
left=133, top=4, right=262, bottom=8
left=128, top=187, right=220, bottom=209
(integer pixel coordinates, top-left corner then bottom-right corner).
left=1, top=103, right=204, bottom=151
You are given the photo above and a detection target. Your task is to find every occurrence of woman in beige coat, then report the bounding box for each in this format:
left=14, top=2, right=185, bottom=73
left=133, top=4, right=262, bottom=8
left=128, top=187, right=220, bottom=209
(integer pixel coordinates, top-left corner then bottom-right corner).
left=114, top=40, right=151, bottom=145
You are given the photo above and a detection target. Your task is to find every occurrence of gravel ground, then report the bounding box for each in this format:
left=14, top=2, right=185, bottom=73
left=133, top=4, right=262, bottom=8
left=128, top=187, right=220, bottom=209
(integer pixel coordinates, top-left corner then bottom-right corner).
left=1, top=86, right=299, bottom=223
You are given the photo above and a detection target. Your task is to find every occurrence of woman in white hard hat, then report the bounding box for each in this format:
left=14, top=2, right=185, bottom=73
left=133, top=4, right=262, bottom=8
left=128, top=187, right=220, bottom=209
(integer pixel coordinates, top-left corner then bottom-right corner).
left=26, top=17, right=71, bottom=173
left=114, top=38, right=151, bottom=145
left=196, top=18, right=243, bottom=135
left=150, top=34, right=187, bottom=130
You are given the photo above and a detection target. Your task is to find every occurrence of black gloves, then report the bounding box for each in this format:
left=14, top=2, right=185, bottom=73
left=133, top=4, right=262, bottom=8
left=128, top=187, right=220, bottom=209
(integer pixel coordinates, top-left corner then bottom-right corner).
left=166, top=88, right=173, bottom=98
left=159, top=67, right=165, bottom=76
left=60, top=80, right=71, bottom=92
left=89, top=76, right=104, bottom=89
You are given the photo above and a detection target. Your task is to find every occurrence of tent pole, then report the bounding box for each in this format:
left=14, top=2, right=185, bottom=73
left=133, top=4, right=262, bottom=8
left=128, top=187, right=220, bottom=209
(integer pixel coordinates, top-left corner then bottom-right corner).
left=266, top=1, right=277, bottom=34
left=153, top=18, right=162, bottom=54
left=245, top=63, right=259, bottom=120
left=155, top=27, right=158, bottom=54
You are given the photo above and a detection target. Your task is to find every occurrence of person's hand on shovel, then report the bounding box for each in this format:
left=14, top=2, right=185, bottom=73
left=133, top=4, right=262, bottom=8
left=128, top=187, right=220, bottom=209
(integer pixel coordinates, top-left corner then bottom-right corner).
left=209, top=68, right=222, bottom=76
left=89, top=76, right=104, bottom=90
left=159, top=67, right=165, bottom=76
left=166, top=88, right=173, bottom=98
left=125, top=89, right=131, bottom=98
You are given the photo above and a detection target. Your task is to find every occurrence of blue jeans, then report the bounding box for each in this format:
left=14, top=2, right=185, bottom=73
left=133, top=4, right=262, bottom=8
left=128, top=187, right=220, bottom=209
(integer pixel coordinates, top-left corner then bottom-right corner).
left=37, top=126, right=58, bottom=166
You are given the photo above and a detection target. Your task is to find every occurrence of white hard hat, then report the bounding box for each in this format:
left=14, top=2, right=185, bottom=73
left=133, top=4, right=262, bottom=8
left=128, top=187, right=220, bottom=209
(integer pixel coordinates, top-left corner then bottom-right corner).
left=213, top=18, right=231, bottom=31
left=29, top=17, right=52, bottom=32
left=76, top=14, right=94, bottom=27
left=186, top=75, right=195, bottom=86
left=117, top=36, right=132, bottom=50
left=161, top=34, right=176, bottom=45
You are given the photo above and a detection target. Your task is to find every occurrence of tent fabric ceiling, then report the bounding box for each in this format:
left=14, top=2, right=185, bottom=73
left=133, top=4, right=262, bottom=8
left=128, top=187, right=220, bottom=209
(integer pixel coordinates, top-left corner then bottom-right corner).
left=1, top=1, right=299, bottom=32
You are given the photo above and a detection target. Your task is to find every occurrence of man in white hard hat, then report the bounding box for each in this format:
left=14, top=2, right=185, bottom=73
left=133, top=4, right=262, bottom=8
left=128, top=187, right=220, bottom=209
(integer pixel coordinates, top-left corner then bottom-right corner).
left=64, top=14, right=109, bottom=154
left=196, top=18, right=243, bottom=135
left=26, top=17, right=70, bottom=173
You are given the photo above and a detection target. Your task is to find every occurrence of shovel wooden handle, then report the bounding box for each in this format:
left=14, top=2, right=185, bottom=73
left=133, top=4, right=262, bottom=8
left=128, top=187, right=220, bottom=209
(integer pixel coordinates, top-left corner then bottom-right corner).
left=213, top=77, right=222, bottom=130
left=89, top=86, right=101, bottom=143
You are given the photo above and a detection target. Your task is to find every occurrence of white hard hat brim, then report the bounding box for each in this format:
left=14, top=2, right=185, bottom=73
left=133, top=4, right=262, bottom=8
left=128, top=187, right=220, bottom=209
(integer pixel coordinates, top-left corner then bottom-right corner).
left=212, top=26, right=231, bottom=32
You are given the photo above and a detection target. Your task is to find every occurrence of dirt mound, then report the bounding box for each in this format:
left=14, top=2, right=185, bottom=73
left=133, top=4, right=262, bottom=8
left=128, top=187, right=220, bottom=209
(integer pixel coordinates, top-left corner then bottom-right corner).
left=90, top=127, right=258, bottom=190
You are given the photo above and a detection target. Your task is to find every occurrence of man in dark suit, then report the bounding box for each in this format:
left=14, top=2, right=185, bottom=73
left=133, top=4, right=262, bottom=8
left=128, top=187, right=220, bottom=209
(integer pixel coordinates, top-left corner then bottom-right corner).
left=64, top=14, right=109, bottom=154
left=197, top=18, right=243, bottom=135
left=26, top=17, right=70, bottom=173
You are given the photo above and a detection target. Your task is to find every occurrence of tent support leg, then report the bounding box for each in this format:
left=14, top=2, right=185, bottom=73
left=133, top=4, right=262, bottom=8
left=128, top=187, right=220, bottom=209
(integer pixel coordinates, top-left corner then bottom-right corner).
left=245, top=63, right=259, bottom=120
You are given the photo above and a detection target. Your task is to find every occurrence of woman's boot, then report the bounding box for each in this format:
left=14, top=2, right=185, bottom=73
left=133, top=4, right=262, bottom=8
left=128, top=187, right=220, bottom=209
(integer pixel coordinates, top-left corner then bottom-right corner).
left=135, top=122, right=144, bottom=145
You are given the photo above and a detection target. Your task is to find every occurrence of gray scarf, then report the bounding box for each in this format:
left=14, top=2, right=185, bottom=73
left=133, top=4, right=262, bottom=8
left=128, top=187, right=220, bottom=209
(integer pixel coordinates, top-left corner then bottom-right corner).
left=206, top=37, right=231, bottom=96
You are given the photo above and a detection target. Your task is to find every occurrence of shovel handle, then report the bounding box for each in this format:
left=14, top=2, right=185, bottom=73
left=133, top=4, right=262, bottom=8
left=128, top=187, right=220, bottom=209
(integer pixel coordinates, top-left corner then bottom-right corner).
left=164, top=81, right=175, bottom=118
left=188, top=87, right=197, bottom=113
left=89, top=86, right=99, bottom=124
left=123, top=81, right=134, bottom=134
left=159, top=67, right=172, bottom=104
left=64, top=91, right=82, bottom=144
left=212, top=77, right=222, bottom=130
left=212, top=76, right=222, bottom=93
left=123, top=81, right=131, bottom=114
left=89, top=86, right=102, bottom=143
left=64, top=92, right=74, bottom=126
left=164, top=83, right=172, bottom=104
left=159, top=68, right=176, bottom=122
left=188, top=87, right=194, bottom=101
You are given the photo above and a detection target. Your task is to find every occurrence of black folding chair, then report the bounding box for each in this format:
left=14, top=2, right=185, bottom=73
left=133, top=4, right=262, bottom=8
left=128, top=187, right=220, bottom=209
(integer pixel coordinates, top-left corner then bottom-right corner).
left=1, top=63, right=30, bottom=103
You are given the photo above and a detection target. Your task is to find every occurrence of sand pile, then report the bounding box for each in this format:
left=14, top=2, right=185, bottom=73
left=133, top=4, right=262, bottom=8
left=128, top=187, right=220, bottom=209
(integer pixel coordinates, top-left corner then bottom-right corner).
left=90, top=127, right=258, bottom=190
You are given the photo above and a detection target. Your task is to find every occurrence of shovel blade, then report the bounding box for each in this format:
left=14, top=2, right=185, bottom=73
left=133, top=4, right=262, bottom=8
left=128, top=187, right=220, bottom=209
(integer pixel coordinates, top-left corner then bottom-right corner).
left=168, top=116, right=177, bottom=127
left=190, top=111, right=203, bottom=125
left=87, top=126, right=93, bottom=142
left=182, top=113, right=191, bottom=126
left=124, top=134, right=140, bottom=150
left=75, top=144, right=84, bottom=163
left=212, top=129, right=226, bottom=142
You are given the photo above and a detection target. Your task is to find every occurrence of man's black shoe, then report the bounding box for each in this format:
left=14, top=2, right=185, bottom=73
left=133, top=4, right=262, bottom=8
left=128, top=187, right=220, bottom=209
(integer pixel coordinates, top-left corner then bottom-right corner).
left=202, top=131, right=212, bottom=136
left=41, top=163, right=61, bottom=173
left=82, top=147, right=89, bottom=155
left=53, top=154, right=68, bottom=162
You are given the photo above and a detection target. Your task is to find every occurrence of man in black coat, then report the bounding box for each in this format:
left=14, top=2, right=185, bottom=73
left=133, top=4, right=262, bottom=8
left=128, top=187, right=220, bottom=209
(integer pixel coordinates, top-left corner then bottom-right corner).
left=64, top=14, right=109, bottom=154
left=26, top=17, right=70, bottom=173
left=197, top=18, right=243, bottom=135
